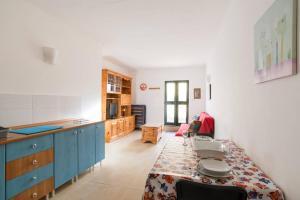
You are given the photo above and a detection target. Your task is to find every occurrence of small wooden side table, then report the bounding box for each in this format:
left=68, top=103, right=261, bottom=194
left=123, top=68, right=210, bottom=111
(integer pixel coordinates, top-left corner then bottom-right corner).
left=141, top=124, right=163, bottom=144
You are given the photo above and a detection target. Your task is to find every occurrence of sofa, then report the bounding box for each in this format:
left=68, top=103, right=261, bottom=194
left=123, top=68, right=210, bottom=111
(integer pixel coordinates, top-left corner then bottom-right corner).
left=176, top=112, right=215, bottom=138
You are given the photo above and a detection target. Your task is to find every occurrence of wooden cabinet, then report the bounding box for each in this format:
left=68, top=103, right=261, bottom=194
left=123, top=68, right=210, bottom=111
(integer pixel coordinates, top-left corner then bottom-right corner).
left=78, top=125, right=96, bottom=174
left=102, top=69, right=133, bottom=121
left=0, top=145, right=5, bottom=200
left=121, top=94, right=131, bottom=106
left=54, top=129, right=78, bottom=189
left=105, top=116, right=135, bottom=142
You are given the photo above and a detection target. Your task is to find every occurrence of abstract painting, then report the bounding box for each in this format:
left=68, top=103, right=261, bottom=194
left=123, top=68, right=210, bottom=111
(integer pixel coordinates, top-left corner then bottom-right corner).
left=254, top=0, right=297, bottom=83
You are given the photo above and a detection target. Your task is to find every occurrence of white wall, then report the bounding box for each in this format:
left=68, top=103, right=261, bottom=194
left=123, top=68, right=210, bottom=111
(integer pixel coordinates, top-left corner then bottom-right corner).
left=135, top=67, right=206, bottom=124
left=0, top=0, right=102, bottom=124
left=206, top=0, right=300, bottom=199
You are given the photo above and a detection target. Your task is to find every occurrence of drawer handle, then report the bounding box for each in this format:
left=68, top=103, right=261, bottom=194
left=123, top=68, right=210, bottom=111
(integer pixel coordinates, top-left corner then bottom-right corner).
left=32, top=160, right=39, bottom=165
left=32, top=176, right=37, bottom=180
left=32, top=192, right=38, bottom=198
left=32, top=144, right=37, bottom=149
left=74, top=130, right=78, bottom=135
left=81, top=129, right=84, bottom=133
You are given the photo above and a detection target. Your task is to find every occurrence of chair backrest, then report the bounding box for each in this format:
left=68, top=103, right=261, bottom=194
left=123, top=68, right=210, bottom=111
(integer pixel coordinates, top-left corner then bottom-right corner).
left=176, top=180, right=248, bottom=200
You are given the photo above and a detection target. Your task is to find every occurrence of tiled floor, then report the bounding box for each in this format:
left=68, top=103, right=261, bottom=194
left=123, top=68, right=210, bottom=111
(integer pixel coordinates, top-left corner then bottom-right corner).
left=52, top=131, right=172, bottom=200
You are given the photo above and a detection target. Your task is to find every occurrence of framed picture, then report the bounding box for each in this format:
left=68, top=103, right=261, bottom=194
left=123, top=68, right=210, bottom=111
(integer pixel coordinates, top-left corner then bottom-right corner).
left=254, top=0, right=297, bottom=83
left=194, top=88, right=201, bottom=99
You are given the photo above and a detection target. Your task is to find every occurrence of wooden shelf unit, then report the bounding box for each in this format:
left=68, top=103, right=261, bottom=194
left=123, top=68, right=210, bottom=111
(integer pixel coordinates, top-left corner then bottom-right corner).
left=102, top=69, right=135, bottom=142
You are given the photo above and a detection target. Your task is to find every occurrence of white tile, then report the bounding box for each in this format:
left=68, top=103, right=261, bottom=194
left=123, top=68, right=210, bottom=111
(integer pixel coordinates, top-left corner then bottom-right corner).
left=32, top=95, right=60, bottom=122
left=32, top=95, right=60, bottom=109
left=59, top=96, right=82, bottom=119
left=0, top=94, right=32, bottom=109
left=0, top=94, right=33, bottom=126
left=0, top=109, right=32, bottom=127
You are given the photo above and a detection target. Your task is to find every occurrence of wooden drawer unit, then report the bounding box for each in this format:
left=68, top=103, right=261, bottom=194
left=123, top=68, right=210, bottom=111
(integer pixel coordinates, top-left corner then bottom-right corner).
left=6, top=164, right=53, bottom=199
left=10, top=178, right=53, bottom=200
left=6, top=148, right=53, bottom=180
left=141, top=124, right=163, bottom=144
left=6, top=134, right=53, bottom=162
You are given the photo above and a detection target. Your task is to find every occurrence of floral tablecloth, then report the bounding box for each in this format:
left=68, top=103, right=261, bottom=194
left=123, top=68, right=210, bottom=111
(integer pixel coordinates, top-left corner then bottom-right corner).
left=143, top=137, right=284, bottom=200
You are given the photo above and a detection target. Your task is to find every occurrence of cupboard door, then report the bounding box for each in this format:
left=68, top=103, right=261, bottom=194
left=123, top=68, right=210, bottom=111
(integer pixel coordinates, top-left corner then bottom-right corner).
left=0, top=145, right=4, bottom=200
left=78, top=125, right=96, bottom=174
left=54, top=130, right=78, bottom=189
left=95, top=122, right=105, bottom=163
left=117, top=119, right=124, bottom=136
left=124, top=118, right=130, bottom=133
left=129, top=116, right=135, bottom=132
left=121, top=94, right=131, bottom=105
left=111, top=121, right=118, bottom=138
left=105, top=121, right=112, bottom=142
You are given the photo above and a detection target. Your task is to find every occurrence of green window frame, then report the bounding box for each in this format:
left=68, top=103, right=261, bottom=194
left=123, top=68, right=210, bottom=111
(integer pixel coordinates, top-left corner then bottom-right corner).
left=164, top=80, right=189, bottom=126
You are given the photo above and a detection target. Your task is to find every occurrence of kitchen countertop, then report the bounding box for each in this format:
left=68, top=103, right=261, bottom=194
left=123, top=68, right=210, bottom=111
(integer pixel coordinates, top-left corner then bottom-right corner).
left=0, top=119, right=104, bottom=145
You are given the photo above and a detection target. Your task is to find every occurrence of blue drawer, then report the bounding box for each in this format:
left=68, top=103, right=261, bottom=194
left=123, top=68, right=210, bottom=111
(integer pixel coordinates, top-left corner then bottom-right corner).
left=0, top=145, right=5, bottom=200
left=6, top=134, right=53, bottom=162
left=6, top=163, right=53, bottom=199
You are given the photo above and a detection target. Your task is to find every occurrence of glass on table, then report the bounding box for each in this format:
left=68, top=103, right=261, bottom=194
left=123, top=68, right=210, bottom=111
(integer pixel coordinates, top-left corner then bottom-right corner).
left=183, top=131, right=189, bottom=146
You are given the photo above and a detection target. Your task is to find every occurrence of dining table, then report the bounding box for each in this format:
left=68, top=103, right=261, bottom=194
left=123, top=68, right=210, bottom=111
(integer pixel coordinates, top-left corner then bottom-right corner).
left=143, top=136, right=284, bottom=200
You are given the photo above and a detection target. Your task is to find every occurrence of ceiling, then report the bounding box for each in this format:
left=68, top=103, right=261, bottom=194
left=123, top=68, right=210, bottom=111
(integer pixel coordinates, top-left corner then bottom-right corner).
left=28, top=0, right=231, bottom=68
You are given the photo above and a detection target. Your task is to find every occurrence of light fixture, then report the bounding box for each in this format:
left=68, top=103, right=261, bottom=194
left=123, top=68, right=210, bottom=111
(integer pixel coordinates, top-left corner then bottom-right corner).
left=43, top=47, right=58, bottom=65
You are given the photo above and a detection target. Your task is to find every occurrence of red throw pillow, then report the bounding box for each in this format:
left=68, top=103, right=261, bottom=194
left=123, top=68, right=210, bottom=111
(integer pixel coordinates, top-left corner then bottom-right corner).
left=175, top=124, right=190, bottom=136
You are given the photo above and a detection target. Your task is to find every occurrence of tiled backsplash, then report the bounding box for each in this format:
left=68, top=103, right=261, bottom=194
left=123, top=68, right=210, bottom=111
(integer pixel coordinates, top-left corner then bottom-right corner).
left=0, top=94, right=82, bottom=127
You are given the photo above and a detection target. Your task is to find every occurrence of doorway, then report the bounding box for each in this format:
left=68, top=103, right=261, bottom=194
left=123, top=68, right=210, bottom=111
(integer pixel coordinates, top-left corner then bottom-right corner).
left=164, top=80, right=189, bottom=125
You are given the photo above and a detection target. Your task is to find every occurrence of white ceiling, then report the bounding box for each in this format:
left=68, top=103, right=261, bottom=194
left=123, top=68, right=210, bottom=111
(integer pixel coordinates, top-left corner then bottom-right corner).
left=28, top=0, right=231, bottom=68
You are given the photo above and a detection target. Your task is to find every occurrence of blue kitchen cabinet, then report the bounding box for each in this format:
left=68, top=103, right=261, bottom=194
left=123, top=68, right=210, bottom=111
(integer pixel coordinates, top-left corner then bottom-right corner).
left=78, top=125, right=96, bottom=174
left=95, top=122, right=105, bottom=163
left=0, top=145, right=5, bottom=200
left=6, top=164, right=53, bottom=199
left=54, top=129, right=78, bottom=189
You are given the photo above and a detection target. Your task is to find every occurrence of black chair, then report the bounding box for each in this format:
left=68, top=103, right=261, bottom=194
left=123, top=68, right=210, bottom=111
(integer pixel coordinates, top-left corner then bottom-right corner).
left=176, top=180, right=248, bottom=200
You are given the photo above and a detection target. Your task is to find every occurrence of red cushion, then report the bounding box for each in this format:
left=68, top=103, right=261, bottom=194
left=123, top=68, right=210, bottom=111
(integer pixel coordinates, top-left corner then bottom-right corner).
left=198, top=112, right=214, bottom=135
left=176, top=124, right=190, bottom=136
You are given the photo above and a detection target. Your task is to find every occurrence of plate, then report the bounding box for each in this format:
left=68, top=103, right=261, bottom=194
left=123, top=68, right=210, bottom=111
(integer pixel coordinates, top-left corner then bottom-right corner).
left=191, top=140, right=224, bottom=152
left=194, top=136, right=213, bottom=142
left=197, top=166, right=233, bottom=178
left=199, top=158, right=231, bottom=173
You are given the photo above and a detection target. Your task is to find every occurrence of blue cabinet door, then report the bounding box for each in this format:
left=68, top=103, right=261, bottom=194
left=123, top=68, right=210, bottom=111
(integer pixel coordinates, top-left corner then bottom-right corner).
left=0, top=145, right=5, bottom=200
left=54, top=129, right=78, bottom=189
left=78, top=125, right=96, bottom=174
left=95, top=122, right=105, bottom=163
